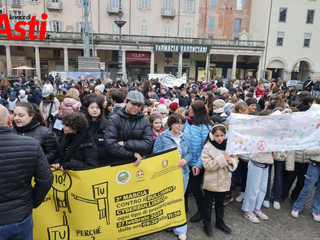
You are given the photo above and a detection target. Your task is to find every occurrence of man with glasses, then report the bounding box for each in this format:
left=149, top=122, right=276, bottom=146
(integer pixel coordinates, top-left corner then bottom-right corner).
left=104, top=91, right=153, bottom=166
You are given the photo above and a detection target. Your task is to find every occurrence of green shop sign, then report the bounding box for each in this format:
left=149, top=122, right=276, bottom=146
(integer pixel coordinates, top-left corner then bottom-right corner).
left=154, top=44, right=209, bottom=53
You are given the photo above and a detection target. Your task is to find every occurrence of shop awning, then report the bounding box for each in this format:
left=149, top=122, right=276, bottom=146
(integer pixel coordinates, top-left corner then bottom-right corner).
left=126, top=51, right=151, bottom=61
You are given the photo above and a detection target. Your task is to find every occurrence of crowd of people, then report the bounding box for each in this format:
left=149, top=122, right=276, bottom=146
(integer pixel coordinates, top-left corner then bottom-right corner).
left=1, top=74, right=320, bottom=240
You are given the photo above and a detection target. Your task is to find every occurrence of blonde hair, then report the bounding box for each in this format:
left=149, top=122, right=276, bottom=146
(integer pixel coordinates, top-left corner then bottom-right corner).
left=175, top=107, right=186, bottom=116
left=66, top=88, right=80, bottom=100
left=0, top=78, right=9, bottom=87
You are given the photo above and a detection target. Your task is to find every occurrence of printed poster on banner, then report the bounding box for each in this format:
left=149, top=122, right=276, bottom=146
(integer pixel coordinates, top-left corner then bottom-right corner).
left=33, top=149, right=186, bottom=240
left=159, top=73, right=187, bottom=88
left=226, top=109, right=320, bottom=154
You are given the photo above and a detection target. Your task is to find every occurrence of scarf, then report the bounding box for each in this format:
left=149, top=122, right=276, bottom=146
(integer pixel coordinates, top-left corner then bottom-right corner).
left=60, top=130, right=87, bottom=164
left=43, top=99, right=54, bottom=105
left=187, top=115, right=197, bottom=126
left=209, top=139, right=227, bottom=151
left=13, top=118, right=39, bottom=133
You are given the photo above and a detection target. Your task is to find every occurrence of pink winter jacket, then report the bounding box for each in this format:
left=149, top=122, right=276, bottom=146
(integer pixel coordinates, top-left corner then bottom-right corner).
left=59, top=97, right=81, bottom=117
left=40, top=98, right=60, bottom=120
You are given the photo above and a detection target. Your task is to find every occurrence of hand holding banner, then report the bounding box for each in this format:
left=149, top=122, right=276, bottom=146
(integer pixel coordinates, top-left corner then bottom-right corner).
left=33, top=149, right=186, bottom=240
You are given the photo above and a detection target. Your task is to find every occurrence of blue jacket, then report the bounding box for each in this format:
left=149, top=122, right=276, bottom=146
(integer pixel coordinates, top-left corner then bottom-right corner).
left=153, top=129, right=192, bottom=175
left=183, top=123, right=210, bottom=169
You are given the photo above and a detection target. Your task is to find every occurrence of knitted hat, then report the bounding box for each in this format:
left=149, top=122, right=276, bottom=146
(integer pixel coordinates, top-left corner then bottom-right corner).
left=19, top=89, right=26, bottom=98
left=157, top=104, right=168, bottom=114
left=219, top=87, right=229, bottom=95
left=159, top=97, right=165, bottom=104
left=213, top=99, right=225, bottom=108
left=169, top=102, right=178, bottom=112
left=11, top=91, right=16, bottom=97
left=42, top=88, right=52, bottom=98
left=94, top=84, right=105, bottom=94
left=150, top=110, right=161, bottom=116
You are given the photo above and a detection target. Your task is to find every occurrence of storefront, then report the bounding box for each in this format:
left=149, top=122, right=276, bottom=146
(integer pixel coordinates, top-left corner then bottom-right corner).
left=154, top=44, right=208, bottom=81
left=125, top=51, right=153, bottom=81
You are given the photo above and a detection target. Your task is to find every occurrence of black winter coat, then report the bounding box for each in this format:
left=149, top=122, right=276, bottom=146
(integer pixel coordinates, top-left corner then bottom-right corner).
left=59, top=130, right=103, bottom=170
left=88, top=119, right=109, bottom=165
left=0, top=127, right=53, bottom=225
left=104, top=108, right=153, bottom=166
left=12, top=119, right=59, bottom=164
left=178, top=95, right=191, bottom=108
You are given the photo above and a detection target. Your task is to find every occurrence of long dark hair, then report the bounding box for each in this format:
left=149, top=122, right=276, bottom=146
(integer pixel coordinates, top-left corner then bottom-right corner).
left=143, top=81, right=151, bottom=91
left=190, top=100, right=212, bottom=126
left=205, top=91, right=214, bottom=112
left=82, top=94, right=107, bottom=130
left=15, top=102, right=47, bottom=126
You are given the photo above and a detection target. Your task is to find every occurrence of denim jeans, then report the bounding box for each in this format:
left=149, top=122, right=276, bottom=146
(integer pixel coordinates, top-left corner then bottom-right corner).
left=0, top=214, right=33, bottom=240
left=293, top=162, right=320, bottom=213
left=271, top=160, right=285, bottom=202
left=313, top=90, right=320, bottom=96
left=242, top=161, right=269, bottom=212
left=173, top=172, right=189, bottom=235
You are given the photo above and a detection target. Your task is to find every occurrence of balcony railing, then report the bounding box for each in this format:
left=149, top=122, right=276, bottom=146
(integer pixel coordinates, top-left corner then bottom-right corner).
left=12, top=3, right=22, bottom=8
left=107, top=4, right=120, bottom=14
left=161, top=8, right=175, bottom=17
left=0, top=31, right=265, bottom=49
left=47, top=2, right=63, bottom=11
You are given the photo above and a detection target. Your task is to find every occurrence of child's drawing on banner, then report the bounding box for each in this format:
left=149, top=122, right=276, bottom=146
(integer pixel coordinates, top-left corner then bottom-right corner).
left=226, top=109, right=320, bottom=154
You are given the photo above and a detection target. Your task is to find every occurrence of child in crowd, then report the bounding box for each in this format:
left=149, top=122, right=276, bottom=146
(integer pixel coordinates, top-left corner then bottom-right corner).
left=201, top=124, right=238, bottom=236
left=157, top=104, right=169, bottom=126
left=242, top=110, right=273, bottom=223
left=7, top=92, right=18, bottom=113
left=246, top=98, right=257, bottom=115
left=149, top=114, right=163, bottom=142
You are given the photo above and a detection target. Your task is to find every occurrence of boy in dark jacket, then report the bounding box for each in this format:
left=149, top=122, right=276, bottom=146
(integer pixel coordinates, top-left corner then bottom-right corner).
left=104, top=91, right=153, bottom=166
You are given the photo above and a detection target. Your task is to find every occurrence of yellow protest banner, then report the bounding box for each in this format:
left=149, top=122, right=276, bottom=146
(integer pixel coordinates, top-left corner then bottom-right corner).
left=33, top=149, right=186, bottom=240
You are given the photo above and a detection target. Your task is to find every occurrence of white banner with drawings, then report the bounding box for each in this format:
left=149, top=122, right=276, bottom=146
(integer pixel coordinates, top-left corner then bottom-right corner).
left=226, top=109, right=320, bottom=154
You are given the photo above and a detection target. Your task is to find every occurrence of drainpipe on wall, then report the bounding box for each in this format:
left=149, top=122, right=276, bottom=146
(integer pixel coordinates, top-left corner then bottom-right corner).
left=263, top=0, right=273, bottom=79
left=204, top=0, right=208, bottom=36
left=177, top=0, right=181, bottom=37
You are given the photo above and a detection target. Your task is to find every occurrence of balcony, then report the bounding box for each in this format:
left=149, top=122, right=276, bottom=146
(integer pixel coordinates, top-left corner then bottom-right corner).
left=107, top=4, right=120, bottom=14
left=0, top=31, right=265, bottom=50
left=12, top=3, right=22, bottom=8
left=161, top=8, right=175, bottom=17
left=47, top=2, right=63, bottom=11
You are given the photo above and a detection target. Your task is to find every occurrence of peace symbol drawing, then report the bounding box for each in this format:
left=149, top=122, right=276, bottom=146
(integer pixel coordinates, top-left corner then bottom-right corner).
left=257, top=140, right=266, bottom=151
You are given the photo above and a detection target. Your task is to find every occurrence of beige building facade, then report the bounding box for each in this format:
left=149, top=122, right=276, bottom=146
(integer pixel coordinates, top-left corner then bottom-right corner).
left=0, top=0, right=264, bottom=82
left=250, top=0, right=320, bottom=81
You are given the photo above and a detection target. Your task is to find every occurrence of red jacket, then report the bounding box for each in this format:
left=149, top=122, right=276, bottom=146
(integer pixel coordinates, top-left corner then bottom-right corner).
left=256, top=87, right=266, bottom=97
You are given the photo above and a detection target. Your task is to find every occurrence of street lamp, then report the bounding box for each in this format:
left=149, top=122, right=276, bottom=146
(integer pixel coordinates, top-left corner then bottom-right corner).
left=114, top=0, right=126, bottom=79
